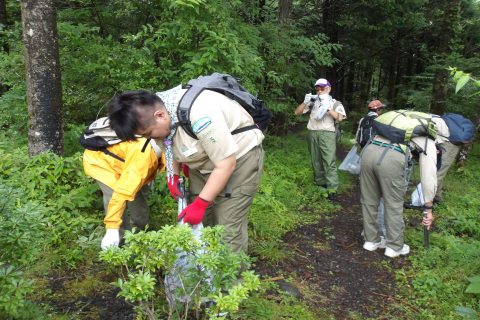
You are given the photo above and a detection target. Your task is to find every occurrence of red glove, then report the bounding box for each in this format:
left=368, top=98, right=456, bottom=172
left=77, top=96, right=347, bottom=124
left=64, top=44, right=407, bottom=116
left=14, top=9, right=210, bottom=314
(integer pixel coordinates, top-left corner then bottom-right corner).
left=167, top=174, right=183, bottom=199
left=179, top=197, right=210, bottom=225
left=182, top=164, right=189, bottom=178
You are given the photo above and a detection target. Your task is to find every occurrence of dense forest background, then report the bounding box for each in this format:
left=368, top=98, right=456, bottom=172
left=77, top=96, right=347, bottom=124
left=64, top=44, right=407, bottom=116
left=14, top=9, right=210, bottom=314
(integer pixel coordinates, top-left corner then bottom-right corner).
left=1, top=0, right=479, bottom=153
left=1, top=1, right=480, bottom=319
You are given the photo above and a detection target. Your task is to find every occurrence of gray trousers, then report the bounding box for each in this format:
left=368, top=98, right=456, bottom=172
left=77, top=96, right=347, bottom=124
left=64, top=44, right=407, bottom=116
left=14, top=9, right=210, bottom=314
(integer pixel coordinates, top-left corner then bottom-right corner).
left=188, top=145, right=264, bottom=254
left=436, top=141, right=461, bottom=201
left=360, top=144, right=407, bottom=251
left=97, top=181, right=150, bottom=232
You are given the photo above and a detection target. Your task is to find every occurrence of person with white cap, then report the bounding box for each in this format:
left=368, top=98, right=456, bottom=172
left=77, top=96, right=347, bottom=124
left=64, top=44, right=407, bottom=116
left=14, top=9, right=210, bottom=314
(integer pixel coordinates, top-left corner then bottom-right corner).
left=295, top=78, right=347, bottom=200
left=356, top=99, right=387, bottom=242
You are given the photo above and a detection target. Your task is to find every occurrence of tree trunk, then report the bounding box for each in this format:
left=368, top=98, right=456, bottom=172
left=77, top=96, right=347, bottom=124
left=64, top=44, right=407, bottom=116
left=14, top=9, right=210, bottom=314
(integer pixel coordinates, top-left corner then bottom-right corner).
left=257, top=0, right=266, bottom=23
left=0, top=0, right=8, bottom=53
left=21, top=0, right=63, bottom=156
left=430, top=0, right=461, bottom=115
left=360, top=62, right=373, bottom=106
left=386, top=48, right=399, bottom=102
left=323, top=0, right=341, bottom=99
left=345, top=62, right=355, bottom=105
left=431, top=69, right=449, bottom=114
left=278, top=0, right=292, bottom=23
left=0, top=0, right=6, bottom=26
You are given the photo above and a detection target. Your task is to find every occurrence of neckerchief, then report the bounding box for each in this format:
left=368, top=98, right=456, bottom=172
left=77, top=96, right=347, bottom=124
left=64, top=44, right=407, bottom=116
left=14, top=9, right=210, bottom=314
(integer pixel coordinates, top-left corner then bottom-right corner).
left=155, top=85, right=183, bottom=183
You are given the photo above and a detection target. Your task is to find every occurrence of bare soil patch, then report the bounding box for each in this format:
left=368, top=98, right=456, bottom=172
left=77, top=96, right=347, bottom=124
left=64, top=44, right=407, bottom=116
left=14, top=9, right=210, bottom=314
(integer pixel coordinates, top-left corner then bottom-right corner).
left=253, top=147, right=410, bottom=319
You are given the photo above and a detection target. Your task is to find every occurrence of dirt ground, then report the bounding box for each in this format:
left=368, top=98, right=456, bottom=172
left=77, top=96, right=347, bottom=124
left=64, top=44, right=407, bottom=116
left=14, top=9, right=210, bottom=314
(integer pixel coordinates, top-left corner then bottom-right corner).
left=253, top=181, right=411, bottom=319
left=253, top=147, right=410, bottom=319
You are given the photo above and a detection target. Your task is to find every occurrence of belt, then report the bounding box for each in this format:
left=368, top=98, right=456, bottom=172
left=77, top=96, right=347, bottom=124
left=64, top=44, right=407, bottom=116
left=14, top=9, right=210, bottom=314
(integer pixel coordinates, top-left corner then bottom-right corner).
left=372, top=140, right=404, bottom=153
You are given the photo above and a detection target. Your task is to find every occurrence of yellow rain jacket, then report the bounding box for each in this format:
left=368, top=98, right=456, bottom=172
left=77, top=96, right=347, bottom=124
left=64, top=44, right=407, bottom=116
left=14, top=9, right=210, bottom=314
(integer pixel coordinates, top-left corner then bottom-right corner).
left=83, top=138, right=165, bottom=229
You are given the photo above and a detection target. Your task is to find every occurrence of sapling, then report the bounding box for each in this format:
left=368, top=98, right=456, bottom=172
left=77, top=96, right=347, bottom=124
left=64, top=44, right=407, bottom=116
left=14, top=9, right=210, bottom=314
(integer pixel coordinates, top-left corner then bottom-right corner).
left=100, top=225, right=260, bottom=320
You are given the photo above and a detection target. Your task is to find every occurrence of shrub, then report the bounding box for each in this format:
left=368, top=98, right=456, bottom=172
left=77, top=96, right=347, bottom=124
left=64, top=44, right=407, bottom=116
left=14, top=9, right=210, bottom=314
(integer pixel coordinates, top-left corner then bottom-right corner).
left=100, top=225, right=260, bottom=319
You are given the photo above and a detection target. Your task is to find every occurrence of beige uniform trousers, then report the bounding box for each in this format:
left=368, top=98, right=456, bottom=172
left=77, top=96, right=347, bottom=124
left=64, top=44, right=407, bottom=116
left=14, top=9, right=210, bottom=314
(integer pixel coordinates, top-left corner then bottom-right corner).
left=436, top=141, right=461, bottom=201
left=360, top=143, right=407, bottom=251
left=188, top=145, right=264, bottom=254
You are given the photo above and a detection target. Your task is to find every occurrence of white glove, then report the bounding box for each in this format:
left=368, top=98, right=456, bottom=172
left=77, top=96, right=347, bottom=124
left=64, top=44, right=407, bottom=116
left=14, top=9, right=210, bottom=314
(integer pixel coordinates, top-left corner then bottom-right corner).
left=304, top=93, right=315, bottom=105
left=101, top=229, right=120, bottom=250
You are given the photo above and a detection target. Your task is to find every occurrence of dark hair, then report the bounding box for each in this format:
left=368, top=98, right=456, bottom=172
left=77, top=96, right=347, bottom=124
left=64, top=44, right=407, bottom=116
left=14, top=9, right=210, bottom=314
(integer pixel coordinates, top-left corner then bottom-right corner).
left=108, top=90, right=163, bottom=140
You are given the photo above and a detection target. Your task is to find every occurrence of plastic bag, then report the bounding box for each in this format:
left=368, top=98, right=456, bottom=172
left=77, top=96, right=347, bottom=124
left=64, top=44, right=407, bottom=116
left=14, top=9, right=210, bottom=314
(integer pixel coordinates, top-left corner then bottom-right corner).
left=312, top=94, right=333, bottom=120
left=164, top=177, right=213, bottom=307
left=339, top=145, right=361, bottom=175
left=411, top=183, right=425, bottom=207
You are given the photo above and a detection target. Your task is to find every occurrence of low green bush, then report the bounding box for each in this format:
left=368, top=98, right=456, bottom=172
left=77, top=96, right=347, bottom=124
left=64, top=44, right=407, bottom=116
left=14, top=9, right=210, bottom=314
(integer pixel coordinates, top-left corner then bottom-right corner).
left=100, top=225, right=260, bottom=320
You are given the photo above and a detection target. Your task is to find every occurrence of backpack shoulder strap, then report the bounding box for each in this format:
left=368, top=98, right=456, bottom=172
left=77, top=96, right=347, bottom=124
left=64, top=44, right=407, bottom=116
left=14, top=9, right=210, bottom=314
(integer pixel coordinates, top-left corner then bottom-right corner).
left=177, top=86, right=205, bottom=139
left=103, top=149, right=125, bottom=162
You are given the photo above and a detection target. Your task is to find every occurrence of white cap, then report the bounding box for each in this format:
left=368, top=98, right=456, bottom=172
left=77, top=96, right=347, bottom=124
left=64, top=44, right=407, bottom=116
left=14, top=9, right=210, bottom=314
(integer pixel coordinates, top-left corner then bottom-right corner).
left=314, top=78, right=331, bottom=87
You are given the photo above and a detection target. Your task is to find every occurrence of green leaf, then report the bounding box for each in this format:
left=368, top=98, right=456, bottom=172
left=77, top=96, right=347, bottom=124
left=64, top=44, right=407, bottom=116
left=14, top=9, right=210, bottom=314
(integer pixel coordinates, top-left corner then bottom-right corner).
left=465, top=276, right=480, bottom=294
left=455, top=306, right=478, bottom=319
left=455, top=74, right=471, bottom=93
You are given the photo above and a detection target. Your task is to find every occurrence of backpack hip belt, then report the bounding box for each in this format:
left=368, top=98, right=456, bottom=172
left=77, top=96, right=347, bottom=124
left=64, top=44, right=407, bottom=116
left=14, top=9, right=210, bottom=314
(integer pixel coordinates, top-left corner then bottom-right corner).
left=371, top=140, right=404, bottom=154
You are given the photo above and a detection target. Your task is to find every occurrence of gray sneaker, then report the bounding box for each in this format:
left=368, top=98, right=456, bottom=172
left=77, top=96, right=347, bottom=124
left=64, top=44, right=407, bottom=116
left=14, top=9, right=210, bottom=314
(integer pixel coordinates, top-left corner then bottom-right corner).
left=363, top=237, right=386, bottom=251
left=384, top=244, right=410, bottom=258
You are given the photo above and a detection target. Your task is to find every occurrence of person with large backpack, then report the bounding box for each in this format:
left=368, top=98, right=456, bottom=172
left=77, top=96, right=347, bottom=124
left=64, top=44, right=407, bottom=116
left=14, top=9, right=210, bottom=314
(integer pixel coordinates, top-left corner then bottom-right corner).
left=107, top=74, right=267, bottom=254
left=355, top=99, right=386, bottom=240
left=81, top=117, right=165, bottom=250
left=294, top=78, right=347, bottom=200
left=432, top=113, right=474, bottom=204
left=355, top=99, right=385, bottom=148
left=360, top=110, right=437, bottom=258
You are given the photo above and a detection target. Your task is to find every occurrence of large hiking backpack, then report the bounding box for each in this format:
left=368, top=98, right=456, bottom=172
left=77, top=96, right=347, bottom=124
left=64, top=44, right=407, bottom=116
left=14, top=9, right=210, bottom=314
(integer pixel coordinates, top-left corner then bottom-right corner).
left=356, top=114, right=377, bottom=147
left=177, top=73, right=272, bottom=139
left=441, top=113, right=474, bottom=144
left=373, top=110, right=437, bottom=144
left=80, top=117, right=152, bottom=162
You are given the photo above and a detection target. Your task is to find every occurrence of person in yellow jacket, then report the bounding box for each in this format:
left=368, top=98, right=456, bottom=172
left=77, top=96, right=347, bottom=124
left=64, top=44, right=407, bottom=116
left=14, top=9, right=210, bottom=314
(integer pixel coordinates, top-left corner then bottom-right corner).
left=83, top=138, right=165, bottom=250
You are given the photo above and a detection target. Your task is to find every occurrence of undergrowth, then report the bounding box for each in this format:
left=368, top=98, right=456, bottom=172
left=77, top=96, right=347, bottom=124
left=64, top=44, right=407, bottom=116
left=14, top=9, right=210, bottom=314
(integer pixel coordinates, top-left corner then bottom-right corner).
left=402, top=143, right=480, bottom=319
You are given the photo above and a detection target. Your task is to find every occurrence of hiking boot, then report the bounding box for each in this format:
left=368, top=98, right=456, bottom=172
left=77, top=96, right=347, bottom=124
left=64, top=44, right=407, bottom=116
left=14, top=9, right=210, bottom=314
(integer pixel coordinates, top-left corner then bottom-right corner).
left=327, top=192, right=336, bottom=201
left=384, top=244, right=410, bottom=258
left=363, top=237, right=386, bottom=251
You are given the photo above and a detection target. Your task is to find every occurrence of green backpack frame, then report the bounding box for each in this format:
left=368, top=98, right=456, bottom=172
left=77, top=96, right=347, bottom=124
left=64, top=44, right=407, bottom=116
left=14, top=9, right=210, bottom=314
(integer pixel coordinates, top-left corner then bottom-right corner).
left=373, top=110, right=438, bottom=144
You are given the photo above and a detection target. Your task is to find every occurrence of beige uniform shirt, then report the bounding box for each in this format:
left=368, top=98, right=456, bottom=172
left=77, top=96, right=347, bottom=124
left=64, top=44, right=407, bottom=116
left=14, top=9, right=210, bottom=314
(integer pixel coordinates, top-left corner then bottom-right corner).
left=410, top=136, right=438, bottom=203
left=303, top=99, right=346, bottom=132
left=431, top=116, right=451, bottom=144
left=171, top=90, right=264, bottom=174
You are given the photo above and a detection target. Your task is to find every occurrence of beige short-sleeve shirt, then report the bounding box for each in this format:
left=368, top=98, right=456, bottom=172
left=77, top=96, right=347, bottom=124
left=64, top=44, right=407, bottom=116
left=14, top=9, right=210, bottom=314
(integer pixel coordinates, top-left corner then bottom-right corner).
left=431, top=116, right=451, bottom=144
left=303, top=99, right=347, bottom=131
left=172, top=90, right=264, bottom=173
left=410, top=136, right=438, bottom=203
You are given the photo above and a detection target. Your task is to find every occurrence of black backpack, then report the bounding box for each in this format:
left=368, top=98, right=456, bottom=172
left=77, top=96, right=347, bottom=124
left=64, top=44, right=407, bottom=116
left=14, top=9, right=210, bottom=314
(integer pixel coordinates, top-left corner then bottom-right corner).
left=177, top=73, right=272, bottom=139
left=356, top=115, right=377, bottom=148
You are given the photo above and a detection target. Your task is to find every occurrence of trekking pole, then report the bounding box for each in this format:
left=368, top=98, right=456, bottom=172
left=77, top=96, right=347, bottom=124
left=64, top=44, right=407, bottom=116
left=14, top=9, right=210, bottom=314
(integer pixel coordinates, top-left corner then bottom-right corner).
left=422, top=210, right=429, bottom=250
left=404, top=203, right=429, bottom=249
left=177, top=177, right=187, bottom=220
